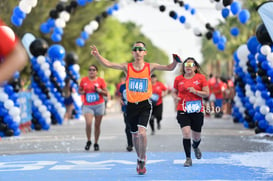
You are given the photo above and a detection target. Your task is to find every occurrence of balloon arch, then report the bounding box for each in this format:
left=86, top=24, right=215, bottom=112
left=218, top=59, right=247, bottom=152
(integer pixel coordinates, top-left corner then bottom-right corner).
left=1, top=0, right=273, bottom=138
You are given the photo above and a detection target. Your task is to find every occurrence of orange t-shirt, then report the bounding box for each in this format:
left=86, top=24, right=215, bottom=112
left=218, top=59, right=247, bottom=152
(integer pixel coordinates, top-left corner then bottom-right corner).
left=173, top=73, right=208, bottom=112
left=126, top=62, right=152, bottom=103
left=79, top=76, right=106, bottom=106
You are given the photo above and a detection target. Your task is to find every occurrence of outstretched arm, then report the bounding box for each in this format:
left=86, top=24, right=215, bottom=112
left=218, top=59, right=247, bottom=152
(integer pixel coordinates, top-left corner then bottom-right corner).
left=150, top=55, right=178, bottom=72
left=0, top=42, right=27, bottom=84
left=90, top=45, right=127, bottom=71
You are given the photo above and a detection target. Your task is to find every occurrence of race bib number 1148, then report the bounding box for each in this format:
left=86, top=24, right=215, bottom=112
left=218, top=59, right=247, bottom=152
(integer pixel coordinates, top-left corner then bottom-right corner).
left=128, top=78, right=148, bottom=92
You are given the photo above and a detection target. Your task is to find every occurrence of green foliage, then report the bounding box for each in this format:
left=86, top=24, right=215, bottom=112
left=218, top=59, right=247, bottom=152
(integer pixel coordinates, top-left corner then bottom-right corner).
left=0, top=0, right=168, bottom=84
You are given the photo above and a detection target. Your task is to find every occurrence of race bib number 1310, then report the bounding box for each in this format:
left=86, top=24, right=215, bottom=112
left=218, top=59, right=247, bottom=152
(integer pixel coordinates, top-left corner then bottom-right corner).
left=128, top=78, right=148, bottom=92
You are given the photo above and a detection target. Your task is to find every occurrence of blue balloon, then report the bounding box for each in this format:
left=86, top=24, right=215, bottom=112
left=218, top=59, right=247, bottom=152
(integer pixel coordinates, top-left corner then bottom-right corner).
left=221, top=8, right=230, bottom=18
left=261, top=61, right=271, bottom=70
left=258, top=119, right=269, bottom=129
left=179, top=16, right=186, bottom=24
left=184, top=4, right=190, bottom=10
left=190, top=8, right=196, bottom=15
left=51, top=33, right=62, bottom=42
left=11, top=15, right=23, bottom=27
left=230, top=27, right=240, bottom=36
left=47, top=18, right=55, bottom=28
left=247, top=36, right=259, bottom=54
left=81, top=31, right=89, bottom=40
left=107, top=7, right=113, bottom=15
left=212, top=31, right=220, bottom=44
left=4, top=84, right=14, bottom=95
left=13, top=129, right=21, bottom=136
left=76, top=38, right=85, bottom=47
left=77, top=0, right=86, bottom=6
left=113, top=3, right=119, bottom=11
left=217, top=42, right=225, bottom=51
left=238, top=9, right=250, bottom=24
left=40, top=23, right=51, bottom=34
left=87, top=0, right=93, bottom=2
left=266, top=125, right=273, bottom=133
left=53, top=27, right=64, bottom=35
left=47, top=44, right=66, bottom=60
left=13, top=6, right=26, bottom=19
left=230, top=1, right=241, bottom=15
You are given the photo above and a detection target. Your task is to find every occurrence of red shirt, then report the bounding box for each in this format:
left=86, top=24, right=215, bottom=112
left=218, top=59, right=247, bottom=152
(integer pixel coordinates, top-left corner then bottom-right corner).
left=151, top=81, right=167, bottom=106
left=173, top=73, right=208, bottom=112
left=0, top=19, right=18, bottom=57
left=211, top=81, right=224, bottom=99
left=79, top=76, right=107, bottom=106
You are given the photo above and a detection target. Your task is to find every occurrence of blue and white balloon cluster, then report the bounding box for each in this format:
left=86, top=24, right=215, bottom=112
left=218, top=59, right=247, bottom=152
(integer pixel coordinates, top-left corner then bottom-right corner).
left=65, top=52, right=82, bottom=118
left=40, top=2, right=72, bottom=42
left=232, top=35, right=273, bottom=134
left=47, top=45, right=67, bottom=124
left=217, top=1, right=250, bottom=37
left=0, top=84, right=21, bottom=137
left=11, top=0, right=38, bottom=27
left=75, top=3, right=119, bottom=47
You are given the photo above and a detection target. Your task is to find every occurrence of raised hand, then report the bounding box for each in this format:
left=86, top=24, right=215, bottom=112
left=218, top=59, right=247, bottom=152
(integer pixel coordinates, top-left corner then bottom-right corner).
left=90, top=45, right=99, bottom=57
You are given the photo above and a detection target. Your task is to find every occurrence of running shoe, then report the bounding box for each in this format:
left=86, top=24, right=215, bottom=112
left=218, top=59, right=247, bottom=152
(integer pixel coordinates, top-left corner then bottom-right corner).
left=184, top=157, right=192, bottom=167
left=126, top=145, right=133, bottom=152
left=136, top=159, right=146, bottom=175
left=94, top=143, right=99, bottom=151
left=85, top=141, right=91, bottom=151
left=193, top=147, right=202, bottom=159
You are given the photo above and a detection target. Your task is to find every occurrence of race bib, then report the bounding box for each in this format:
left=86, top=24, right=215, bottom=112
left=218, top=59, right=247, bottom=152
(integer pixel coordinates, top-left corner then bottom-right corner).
left=186, top=100, right=201, bottom=113
left=151, top=93, right=159, bottom=102
left=86, top=93, right=99, bottom=103
left=128, top=78, right=148, bottom=92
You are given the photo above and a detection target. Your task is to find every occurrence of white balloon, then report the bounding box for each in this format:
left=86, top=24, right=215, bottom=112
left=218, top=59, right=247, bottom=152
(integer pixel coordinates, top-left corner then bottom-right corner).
left=55, top=18, right=66, bottom=28
left=0, top=87, right=4, bottom=93
left=84, top=25, right=94, bottom=35
left=34, top=99, right=42, bottom=107
left=41, top=62, right=49, bottom=70
left=255, top=90, right=261, bottom=97
left=13, top=116, right=21, bottom=124
left=237, top=44, right=249, bottom=62
left=4, top=100, right=14, bottom=109
left=72, top=64, right=80, bottom=72
left=59, top=11, right=70, bottom=22
left=260, top=105, right=270, bottom=115
left=9, top=107, right=20, bottom=117
left=260, top=45, right=271, bottom=56
left=267, top=53, right=273, bottom=62
left=37, top=56, right=46, bottom=64
left=44, top=69, right=51, bottom=77
left=19, top=1, right=32, bottom=14
left=89, top=20, right=99, bottom=31
left=265, top=112, right=273, bottom=122
left=53, top=61, right=62, bottom=68
left=28, top=0, right=38, bottom=7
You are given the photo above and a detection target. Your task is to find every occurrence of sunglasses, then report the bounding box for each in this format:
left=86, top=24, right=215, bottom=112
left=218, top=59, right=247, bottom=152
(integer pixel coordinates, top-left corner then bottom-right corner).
left=184, top=62, right=195, bottom=67
left=132, top=46, right=146, bottom=52
left=88, top=68, right=97, bottom=71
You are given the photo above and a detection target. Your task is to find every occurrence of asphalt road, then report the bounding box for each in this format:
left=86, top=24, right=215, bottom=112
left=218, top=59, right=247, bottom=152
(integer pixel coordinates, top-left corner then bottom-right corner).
left=0, top=95, right=272, bottom=155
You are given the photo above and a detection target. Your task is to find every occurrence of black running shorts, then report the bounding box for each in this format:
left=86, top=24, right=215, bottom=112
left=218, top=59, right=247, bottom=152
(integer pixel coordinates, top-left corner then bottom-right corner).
left=126, top=99, right=152, bottom=133
left=176, top=111, right=204, bottom=132
left=152, top=103, right=163, bottom=121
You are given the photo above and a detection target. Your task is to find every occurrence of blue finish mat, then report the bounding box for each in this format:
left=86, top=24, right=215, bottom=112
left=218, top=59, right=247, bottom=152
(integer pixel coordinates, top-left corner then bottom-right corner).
left=0, top=152, right=272, bottom=181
